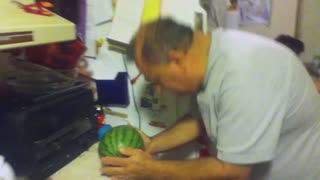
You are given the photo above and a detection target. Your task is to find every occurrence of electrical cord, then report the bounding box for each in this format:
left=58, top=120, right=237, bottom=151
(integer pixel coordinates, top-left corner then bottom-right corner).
left=122, top=54, right=142, bottom=129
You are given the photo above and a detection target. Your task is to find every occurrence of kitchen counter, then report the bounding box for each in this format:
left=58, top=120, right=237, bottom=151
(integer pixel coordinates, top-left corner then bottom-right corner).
left=51, top=142, right=110, bottom=180
left=50, top=115, right=130, bottom=179
left=51, top=141, right=200, bottom=180
left=50, top=116, right=200, bottom=180
left=50, top=117, right=128, bottom=180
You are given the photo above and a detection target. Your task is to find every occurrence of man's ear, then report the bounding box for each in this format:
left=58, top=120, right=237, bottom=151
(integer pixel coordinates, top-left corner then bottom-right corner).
left=168, top=49, right=186, bottom=65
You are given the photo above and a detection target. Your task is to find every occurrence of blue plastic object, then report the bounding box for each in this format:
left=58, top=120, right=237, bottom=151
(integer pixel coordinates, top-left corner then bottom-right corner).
left=98, top=124, right=112, bottom=140
left=95, top=72, right=129, bottom=107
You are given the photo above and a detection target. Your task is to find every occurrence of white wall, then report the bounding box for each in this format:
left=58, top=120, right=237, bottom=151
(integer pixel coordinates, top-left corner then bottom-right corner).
left=296, top=0, right=320, bottom=62
left=223, top=0, right=320, bottom=63
left=240, top=0, right=298, bottom=38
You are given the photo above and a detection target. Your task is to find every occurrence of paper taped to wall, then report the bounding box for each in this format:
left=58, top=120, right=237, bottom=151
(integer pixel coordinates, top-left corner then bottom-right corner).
left=107, top=0, right=144, bottom=47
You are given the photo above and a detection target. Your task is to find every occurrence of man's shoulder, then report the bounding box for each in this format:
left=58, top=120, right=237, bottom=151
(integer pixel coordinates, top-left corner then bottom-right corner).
left=211, top=29, right=278, bottom=49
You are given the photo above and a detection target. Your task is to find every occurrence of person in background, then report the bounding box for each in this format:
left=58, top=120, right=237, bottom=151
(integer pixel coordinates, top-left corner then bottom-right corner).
left=275, top=34, right=320, bottom=93
left=101, top=18, right=320, bottom=180
left=275, top=34, right=305, bottom=56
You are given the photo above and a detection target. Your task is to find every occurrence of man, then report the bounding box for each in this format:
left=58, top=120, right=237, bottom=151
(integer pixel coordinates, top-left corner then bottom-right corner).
left=274, top=34, right=320, bottom=93
left=101, top=18, right=320, bottom=179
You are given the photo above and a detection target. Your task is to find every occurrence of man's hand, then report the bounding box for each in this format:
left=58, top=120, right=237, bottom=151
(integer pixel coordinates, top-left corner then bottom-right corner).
left=127, top=125, right=153, bottom=154
left=101, top=147, right=154, bottom=179
left=135, top=128, right=153, bottom=154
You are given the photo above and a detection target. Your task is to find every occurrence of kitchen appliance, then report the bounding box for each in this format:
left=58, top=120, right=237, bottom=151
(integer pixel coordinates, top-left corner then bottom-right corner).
left=107, top=0, right=207, bottom=50
left=0, top=0, right=75, bottom=50
left=0, top=80, right=98, bottom=179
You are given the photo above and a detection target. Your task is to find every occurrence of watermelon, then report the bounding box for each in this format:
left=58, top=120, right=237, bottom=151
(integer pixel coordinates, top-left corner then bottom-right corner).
left=99, top=125, right=144, bottom=157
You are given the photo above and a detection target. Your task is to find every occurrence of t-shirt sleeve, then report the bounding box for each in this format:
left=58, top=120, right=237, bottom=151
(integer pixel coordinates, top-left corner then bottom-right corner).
left=215, top=66, right=289, bottom=164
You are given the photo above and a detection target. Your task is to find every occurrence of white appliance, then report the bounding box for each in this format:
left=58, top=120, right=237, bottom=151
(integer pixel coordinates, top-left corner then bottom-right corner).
left=160, top=0, right=207, bottom=33
left=0, top=0, right=75, bottom=50
left=107, top=0, right=208, bottom=48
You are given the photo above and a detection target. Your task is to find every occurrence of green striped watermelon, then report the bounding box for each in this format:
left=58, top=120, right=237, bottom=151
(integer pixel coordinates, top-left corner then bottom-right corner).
left=99, top=125, right=144, bottom=157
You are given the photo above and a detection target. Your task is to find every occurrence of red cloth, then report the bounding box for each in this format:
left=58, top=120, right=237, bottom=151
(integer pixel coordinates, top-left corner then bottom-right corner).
left=25, top=38, right=86, bottom=69
left=198, top=135, right=210, bottom=158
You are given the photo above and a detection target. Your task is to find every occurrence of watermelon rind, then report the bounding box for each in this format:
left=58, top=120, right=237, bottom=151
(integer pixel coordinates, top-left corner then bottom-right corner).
left=98, top=125, right=144, bottom=157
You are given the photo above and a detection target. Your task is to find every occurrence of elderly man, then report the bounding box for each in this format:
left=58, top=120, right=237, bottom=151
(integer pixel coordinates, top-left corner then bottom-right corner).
left=101, top=18, right=320, bottom=180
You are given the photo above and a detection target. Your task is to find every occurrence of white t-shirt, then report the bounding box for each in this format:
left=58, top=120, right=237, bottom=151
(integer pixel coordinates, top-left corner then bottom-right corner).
left=197, top=29, right=320, bottom=180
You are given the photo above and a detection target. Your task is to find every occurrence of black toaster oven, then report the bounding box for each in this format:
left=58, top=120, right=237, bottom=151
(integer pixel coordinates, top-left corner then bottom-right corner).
left=0, top=85, right=98, bottom=179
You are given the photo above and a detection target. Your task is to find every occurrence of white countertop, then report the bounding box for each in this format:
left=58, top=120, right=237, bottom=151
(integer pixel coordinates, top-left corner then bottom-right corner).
left=50, top=115, right=199, bottom=180
left=50, top=141, right=200, bottom=180
left=50, top=143, right=110, bottom=180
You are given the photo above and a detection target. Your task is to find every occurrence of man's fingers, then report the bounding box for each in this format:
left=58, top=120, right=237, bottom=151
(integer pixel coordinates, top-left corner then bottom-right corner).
left=100, top=166, right=125, bottom=176
left=101, top=157, right=128, bottom=166
left=135, top=129, right=151, bottom=149
left=120, top=147, right=142, bottom=156
left=111, top=176, right=132, bottom=180
left=125, top=126, right=151, bottom=150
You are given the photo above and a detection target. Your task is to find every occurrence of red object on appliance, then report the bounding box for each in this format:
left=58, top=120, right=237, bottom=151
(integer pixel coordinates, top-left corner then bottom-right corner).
left=97, top=114, right=105, bottom=129
left=12, top=1, right=54, bottom=16
left=25, top=38, right=87, bottom=69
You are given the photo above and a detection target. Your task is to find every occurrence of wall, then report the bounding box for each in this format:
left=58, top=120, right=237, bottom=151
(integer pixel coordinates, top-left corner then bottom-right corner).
left=224, top=0, right=320, bottom=63
left=296, top=0, right=320, bottom=62
left=240, top=0, right=298, bottom=38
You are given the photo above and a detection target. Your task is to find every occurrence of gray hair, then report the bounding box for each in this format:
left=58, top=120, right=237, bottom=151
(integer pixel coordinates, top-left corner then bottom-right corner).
left=127, top=18, right=194, bottom=64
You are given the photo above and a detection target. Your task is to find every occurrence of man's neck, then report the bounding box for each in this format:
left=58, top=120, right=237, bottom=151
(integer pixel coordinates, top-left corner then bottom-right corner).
left=186, top=31, right=212, bottom=90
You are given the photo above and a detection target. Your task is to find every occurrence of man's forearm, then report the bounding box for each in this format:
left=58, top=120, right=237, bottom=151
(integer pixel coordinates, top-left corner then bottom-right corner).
left=147, top=115, right=202, bottom=154
left=148, top=158, right=251, bottom=180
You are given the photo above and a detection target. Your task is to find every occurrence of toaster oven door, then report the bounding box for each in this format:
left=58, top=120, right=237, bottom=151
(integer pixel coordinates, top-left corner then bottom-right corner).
left=2, top=88, right=98, bottom=178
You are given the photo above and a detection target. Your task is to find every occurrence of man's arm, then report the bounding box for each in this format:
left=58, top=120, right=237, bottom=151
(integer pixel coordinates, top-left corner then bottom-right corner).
left=146, top=114, right=202, bottom=154
left=102, top=149, right=252, bottom=180
left=150, top=157, right=252, bottom=180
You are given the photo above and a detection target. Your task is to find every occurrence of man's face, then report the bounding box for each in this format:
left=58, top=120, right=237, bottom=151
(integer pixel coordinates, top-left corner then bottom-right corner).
left=134, top=28, right=195, bottom=95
